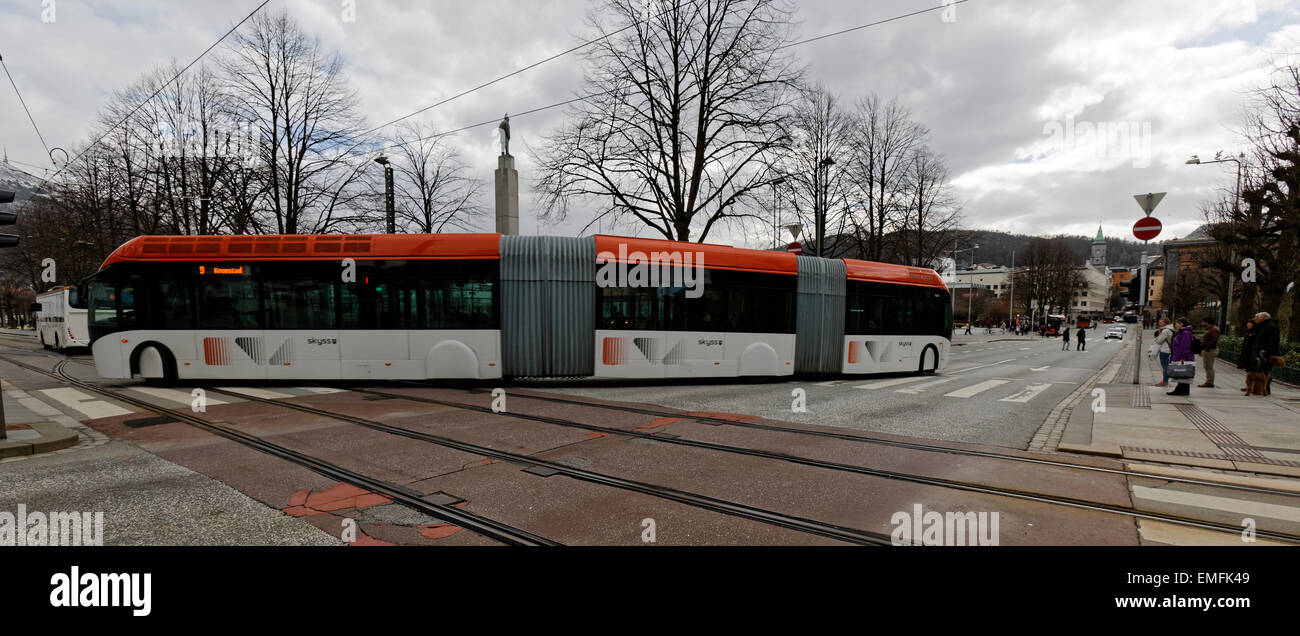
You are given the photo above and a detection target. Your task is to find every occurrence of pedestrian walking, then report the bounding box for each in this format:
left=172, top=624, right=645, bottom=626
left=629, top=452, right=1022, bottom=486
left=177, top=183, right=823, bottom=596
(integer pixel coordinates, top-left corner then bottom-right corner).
left=1153, top=318, right=1174, bottom=387
left=1061, top=326, right=1071, bottom=351
left=1167, top=317, right=1196, bottom=396
left=964, top=322, right=972, bottom=335
left=1076, top=326, right=1086, bottom=351
left=1251, top=312, right=1281, bottom=395
left=1198, top=317, right=1219, bottom=388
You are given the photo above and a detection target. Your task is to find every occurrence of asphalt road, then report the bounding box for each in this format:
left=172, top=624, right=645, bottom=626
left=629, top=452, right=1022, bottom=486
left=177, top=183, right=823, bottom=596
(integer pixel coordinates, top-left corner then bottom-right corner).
left=545, top=330, right=1129, bottom=449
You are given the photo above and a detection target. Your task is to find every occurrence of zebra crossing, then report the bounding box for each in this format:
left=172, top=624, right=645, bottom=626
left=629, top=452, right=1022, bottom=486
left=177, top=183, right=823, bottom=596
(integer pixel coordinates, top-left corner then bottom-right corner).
left=851, top=374, right=1061, bottom=403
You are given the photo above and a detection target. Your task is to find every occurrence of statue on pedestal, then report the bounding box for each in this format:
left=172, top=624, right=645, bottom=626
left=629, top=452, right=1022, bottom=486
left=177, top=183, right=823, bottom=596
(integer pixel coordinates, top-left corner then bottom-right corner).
left=498, top=114, right=511, bottom=157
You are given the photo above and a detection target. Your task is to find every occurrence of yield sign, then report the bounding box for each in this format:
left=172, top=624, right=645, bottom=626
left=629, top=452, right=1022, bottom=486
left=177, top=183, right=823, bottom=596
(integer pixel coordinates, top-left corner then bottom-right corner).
left=1134, top=192, right=1166, bottom=215
left=1133, top=216, right=1162, bottom=241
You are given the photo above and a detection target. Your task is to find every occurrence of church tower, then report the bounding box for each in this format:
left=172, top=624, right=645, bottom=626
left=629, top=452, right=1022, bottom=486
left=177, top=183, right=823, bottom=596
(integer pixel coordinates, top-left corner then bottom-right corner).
left=1089, top=225, right=1107, bottom=267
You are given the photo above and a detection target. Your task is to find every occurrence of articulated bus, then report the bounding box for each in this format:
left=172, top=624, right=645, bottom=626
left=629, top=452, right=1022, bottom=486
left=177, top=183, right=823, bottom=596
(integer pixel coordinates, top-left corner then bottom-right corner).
left=81, top=234, right=952, bottom=383
left=34, top=286, right=90, bottom=351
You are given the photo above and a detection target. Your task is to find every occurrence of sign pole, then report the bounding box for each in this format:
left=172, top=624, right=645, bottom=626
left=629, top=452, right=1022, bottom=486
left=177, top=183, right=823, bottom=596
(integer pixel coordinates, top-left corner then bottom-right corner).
left=1130, top=192, right=1165, bottom=384
left=1134, top=240, right=1148, bottom=385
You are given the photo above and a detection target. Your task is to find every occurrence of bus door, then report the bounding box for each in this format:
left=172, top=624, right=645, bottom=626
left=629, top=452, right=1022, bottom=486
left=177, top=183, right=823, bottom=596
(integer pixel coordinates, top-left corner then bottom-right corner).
left=196, top=268, right=268, bottom=380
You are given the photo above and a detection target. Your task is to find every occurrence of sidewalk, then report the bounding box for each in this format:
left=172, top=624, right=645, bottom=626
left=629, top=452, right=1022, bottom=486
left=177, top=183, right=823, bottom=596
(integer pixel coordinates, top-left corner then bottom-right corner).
left=0, top=378, right=86, bottom=459
left=1058, top=332, right=1300, bottom=478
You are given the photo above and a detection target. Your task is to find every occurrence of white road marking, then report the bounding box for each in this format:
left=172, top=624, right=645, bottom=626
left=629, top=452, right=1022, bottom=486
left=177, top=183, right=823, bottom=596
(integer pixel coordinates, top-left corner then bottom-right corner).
left=300, top=387, right=345, bottom=394
left=214, top=386, right=295, bottom=400
left=129, top=386, right=228, bottom=406
left=853, top=376, right=930, bottom=390
left=1030, top=366, right=1050, bottom=371
left=814, top=380, right=847, bottom=387
left=894, top=377, right=956, bottom=394
left=999, top=383, right=1053, bottom=403
left=1019, top=347, right=1030, bottom=350
left=1131, top=486, right=1300, bottom=523
left=948, top=359, right=1016, bottom=374
left=944, top=380, right=1009, bottom=399
left=38, top=388, right=132, bottom=419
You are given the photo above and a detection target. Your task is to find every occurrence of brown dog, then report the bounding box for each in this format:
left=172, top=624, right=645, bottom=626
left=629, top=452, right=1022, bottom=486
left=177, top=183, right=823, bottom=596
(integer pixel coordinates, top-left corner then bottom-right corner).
left=1245, top=356, right=1287, bottom=396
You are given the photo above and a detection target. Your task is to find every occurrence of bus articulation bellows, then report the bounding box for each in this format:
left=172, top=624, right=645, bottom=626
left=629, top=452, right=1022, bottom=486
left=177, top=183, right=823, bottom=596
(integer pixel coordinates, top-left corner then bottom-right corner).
left=82, top=234, right=953, bottom=383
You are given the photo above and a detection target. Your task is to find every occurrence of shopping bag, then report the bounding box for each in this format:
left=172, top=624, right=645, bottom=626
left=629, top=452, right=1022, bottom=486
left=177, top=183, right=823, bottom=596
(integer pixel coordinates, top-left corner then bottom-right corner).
left=1167, top=361, right=1196, bottom=379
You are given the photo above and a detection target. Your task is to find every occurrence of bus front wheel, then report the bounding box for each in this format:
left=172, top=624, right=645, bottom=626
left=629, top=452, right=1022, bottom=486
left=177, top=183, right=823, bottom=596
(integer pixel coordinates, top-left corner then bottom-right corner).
left=136, top=345, right=178, bottom=386
left=918, top=345, right=939, bottom=375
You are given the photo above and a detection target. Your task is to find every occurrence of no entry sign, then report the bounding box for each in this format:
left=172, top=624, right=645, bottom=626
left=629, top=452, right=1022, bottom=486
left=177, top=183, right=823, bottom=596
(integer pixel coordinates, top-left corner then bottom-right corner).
left=1133, top=216, right=1162, bottom=241
left=787, top=241, right=803, bottom=255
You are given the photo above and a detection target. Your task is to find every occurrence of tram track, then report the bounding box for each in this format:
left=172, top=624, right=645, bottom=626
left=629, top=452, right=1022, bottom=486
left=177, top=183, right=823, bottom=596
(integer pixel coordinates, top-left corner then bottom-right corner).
left=444, top=384, right=1300, bottom=499
left=8, top=350, right=892, bottom=545
left=332, top=384, right=1300, bottom=544
left=0, top=353, right=561, bottom=546
left=11, top=345, right=1300, bottom=544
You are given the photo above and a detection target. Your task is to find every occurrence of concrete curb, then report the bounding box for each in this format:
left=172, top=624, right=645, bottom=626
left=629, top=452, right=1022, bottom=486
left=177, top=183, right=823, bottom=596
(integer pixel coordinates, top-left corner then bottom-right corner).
left=0, top=421, right=79, bottom=458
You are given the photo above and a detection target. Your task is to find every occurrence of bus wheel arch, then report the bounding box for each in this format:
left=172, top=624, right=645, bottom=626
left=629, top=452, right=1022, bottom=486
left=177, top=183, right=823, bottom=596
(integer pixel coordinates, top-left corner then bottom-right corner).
left=132, top=342, right=178, bottom=385
left=918, top=344, right=939, bottom=375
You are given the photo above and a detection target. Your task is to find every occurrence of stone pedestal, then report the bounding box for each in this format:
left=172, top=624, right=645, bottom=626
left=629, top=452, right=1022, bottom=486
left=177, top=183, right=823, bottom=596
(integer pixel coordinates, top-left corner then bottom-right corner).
left=494, top=154, right=519, bottom=235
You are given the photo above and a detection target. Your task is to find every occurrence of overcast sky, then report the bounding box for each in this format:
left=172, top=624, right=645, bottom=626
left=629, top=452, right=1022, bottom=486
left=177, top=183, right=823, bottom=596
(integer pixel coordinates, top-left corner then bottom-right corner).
left=2, top=0, right=1298, bottom=249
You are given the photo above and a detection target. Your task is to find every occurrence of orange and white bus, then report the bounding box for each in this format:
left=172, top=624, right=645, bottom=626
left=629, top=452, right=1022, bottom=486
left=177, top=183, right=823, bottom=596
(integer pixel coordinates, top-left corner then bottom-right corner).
left=81, top=233, right=951, bottom=383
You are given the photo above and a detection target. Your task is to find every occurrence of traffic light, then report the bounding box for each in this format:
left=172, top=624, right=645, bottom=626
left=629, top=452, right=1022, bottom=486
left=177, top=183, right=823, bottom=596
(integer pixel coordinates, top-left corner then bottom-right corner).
left=0, top=189, right=16, bottom=248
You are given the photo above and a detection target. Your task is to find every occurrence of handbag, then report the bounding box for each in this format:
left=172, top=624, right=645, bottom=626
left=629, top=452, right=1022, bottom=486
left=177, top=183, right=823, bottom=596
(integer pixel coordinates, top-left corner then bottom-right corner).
left=1190, top=338, right=1203, bottom=355
left=1167, top=361, right=1196, bottom=379
left=1147, top=344, right=1158, bottom=359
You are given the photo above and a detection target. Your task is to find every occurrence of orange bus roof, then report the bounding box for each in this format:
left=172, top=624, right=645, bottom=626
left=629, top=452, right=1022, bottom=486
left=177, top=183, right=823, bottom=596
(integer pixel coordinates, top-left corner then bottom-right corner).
left=99, top=233, right=502, bottom=269
left=594, top=235, right=797, bottom=274
left=99, top=233, right=945, bottom=288
left=843, top=258, right=947, bottom=289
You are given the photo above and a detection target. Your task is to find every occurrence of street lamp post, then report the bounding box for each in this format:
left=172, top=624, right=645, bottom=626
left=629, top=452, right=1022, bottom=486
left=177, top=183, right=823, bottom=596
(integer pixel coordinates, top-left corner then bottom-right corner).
left=374, top=155, right=395, bottom=234
left=816, top=157, right=835, bottom=257
left=1186, top=151, right=1244, bottom=333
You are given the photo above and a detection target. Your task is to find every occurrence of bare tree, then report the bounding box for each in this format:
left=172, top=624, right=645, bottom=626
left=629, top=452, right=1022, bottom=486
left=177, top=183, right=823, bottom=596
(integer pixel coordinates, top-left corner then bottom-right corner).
left=386, top=124, right=484, bottom=233
left=893, top=146, right=961, bottom=268
left=777, top=84, right=855, bottom=254
left=847, top=95, right=928, bottom=261
left=533, top=0, right=803, bottom=242
left=221, top=10, right=368, bottom=234
left=1012, top=237, right=1085, bottom=318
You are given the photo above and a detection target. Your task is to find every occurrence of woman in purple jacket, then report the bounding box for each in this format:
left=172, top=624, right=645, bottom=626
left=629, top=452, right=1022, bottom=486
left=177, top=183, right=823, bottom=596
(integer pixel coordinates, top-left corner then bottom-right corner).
left=1167, top=317, right=1196, bottom=396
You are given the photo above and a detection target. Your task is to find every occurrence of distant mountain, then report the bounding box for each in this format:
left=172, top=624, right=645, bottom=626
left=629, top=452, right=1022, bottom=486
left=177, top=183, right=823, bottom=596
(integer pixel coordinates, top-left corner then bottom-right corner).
left=0, top=159, right=40, bottom=194
left=952, top=229, right=1168, bottom=269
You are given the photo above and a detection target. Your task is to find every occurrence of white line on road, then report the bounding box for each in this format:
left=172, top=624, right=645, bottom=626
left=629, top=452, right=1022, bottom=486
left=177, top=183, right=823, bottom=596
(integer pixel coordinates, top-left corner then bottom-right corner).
left=1030, top=366, right=1050, bottom=371
left=38, top=388, right=133, bottom=419
left=999, top=383, right=1053, bottom=403
left=814, top=380, right=848, bottom=387
left=214, top=386, right=295, bottom=400
left=129, top=386, right=229, bottom=406
left=854, top=376, right=931, bottom=390
left=895, top=377, right=956, bottom=394
left=948, top=359, right=1016, bottom=374
left=944, top=380, right=1009, bottom=399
